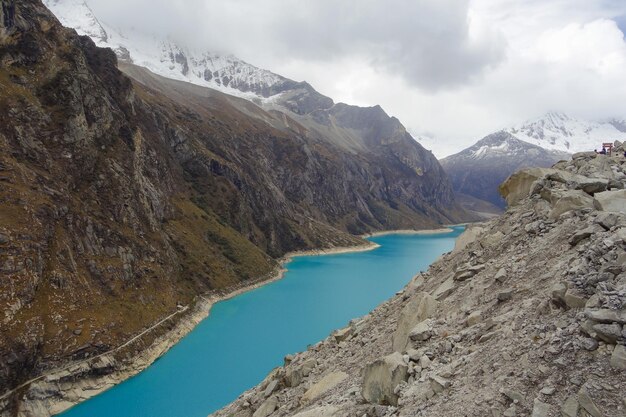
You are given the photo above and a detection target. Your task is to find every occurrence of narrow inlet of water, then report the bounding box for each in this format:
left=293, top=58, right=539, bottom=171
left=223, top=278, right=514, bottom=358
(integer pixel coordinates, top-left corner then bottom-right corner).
left=60, top=227, right=464, bottom=417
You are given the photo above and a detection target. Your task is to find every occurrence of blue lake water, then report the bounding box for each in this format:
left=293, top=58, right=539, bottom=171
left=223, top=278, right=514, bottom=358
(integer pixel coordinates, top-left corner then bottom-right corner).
left=60, top=227, right=463, bottom=417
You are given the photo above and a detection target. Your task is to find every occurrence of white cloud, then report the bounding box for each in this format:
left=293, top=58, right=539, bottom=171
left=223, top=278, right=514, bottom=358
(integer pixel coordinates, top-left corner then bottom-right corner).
left=86, top=0, right=626, bottom=157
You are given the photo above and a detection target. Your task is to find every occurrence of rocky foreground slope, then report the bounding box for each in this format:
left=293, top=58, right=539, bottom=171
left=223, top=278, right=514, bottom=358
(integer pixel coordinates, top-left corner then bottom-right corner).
left=213, top=147, right=626, bottom=417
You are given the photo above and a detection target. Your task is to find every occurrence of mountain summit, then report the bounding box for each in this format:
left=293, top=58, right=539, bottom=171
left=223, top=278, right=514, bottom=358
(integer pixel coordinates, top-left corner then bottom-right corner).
left=505, top=112, right=626, bottom=154
left=43, top=0, right=310, bottom=102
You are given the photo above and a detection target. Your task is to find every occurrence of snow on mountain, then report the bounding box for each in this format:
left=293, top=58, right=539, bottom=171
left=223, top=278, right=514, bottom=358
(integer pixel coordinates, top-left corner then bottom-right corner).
left=43, top=0, right=288, bottom=101
left=440, top=131, right=569, bottom=209
left=505, top=112, right=626, bottom=154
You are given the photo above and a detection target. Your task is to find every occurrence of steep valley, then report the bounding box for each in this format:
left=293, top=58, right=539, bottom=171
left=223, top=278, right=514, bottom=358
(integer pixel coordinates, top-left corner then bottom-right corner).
left=0, top=1, right=469, bottom=415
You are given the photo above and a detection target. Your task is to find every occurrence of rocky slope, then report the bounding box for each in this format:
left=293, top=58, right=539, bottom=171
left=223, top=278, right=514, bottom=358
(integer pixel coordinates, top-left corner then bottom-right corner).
left=0, top=1, right=469, bottom=415
left=441, top=131, right=569, bottom=209
left=213, top=146, right=626, bottom=417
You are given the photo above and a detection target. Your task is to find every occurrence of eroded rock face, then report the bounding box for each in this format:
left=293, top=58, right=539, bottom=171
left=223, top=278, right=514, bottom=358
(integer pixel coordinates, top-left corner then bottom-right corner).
left=212, top=151, right=626, bottom=417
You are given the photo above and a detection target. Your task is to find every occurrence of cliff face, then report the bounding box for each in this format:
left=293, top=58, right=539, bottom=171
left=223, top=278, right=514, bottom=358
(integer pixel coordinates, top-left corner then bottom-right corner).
left=0, top=1, right=468, bottom=413
left=213, top=148, right=626, bottom=417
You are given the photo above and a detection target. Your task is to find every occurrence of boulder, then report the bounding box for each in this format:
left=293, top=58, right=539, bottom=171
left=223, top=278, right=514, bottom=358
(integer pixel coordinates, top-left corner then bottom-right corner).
left=497, top=289, right=514, bottom=302
left=564, top=289, right=587, bottom=309
left=301, top=372, right=348, bottom=404
left=577, top=178, right=609, bottom=195
left=585, top=308, right=626, bottom=325
left=531, top=399, right=551, bottom=417
left=594, top=189, right=626, bottom=213
left=568, top=226, right=602, bottom=246
left=578, top=387, right=603, bottom=417
left=392, top=292, right=438, bottom=352
left=591, top=323, right=623, bottom=344
left=263, top=380, right=279, bottom=398
left=452, top=226, right=485, bottom=254
left=494, top=268, right=507, bottom=283
left=453, top=264, right=485, bottom=281
left=466, top=311, right=482, bottom=327
left=362, top=352, right=409, bottom=406
left=499, top=168, right=555, bottom=206
left=333, top=327, right=353, bottom=343
left=561, top=395, right=579, bottom=417
left=610, top=344, right=626, bottom=370
left=572, top=151, right=597, bottom=159
left=253, top=396, right=278, bottom=417
left=429, top=375, right=450, bottom=394
left=433, top=277, right=456, bottom=301
left=408, top=320, right=432, bottom=342
left=551, top=282, right=567, bottom=305
left=284, top=367, right=304, bottom=388
left=548, top=190, right=594, bottom=220
left=595, top=212, right=623, bottom=230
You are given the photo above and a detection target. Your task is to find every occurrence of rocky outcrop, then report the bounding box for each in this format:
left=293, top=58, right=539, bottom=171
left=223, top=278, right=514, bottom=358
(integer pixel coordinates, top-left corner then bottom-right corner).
left=212, top=147, right=626, bottom=417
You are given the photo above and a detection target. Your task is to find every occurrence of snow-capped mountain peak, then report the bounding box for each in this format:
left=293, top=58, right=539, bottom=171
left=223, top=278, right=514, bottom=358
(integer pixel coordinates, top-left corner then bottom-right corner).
left=43, top=0, right=290, bottom=101
left=504, top=112, right=626, bottom=153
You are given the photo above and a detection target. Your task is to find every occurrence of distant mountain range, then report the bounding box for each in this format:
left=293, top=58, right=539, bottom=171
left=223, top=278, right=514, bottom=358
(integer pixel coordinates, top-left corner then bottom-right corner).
left=504, top=112, right=626, bottom=154
left=441, top=131, right=570, bottom=209
left=43, top=0, right=316, bottom=104
left=442, top=112, right=626, bottom=209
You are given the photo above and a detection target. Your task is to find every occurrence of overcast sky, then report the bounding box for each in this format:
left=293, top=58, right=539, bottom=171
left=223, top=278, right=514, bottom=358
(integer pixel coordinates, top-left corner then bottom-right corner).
left=88, top=0, right=626, bottom=157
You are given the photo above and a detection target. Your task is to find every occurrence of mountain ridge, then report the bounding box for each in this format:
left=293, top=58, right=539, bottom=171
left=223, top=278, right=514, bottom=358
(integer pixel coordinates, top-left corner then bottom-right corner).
left=441, top=131, right=570, bottom=208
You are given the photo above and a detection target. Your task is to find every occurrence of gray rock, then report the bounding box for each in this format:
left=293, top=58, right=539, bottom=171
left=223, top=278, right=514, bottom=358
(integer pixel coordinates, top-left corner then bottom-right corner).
left=466, top=310, right=482, bottom=327
left=362, top=352, right=409, bottom=406
left=578, top=387, right=603, bottom=417
left=333, top=326, right=353, bottom=342
left=301, top=372, right=348, bottom=404
left=409, top=321, right=432, bottom=342
left=585, top=308, right=626, bottom=325
left=263, top=379, right=279, bottom=398
left=594, top=189, right=626, bottom=213
left=564, top=289, right=587, bottom=309
left=392, top=292, right=438, bottom=352
left=284, top=366, right=304, bottom=387
left=551, top=282, right=567, bottom=304
left=568, top=227, right=599, bottom=246
left=610, top=344, right=626, bottom=370
left=531, top=399, right=551, bottom=417
left=561, top=395, right=579, bottom=417
left=494, top=268, right=507, bottom=283
left=591, top=323, right=623, bottom=344
left=252, top=396, right=278, bottom=417
left=0, top=233, right=8, bottom=245
left=430, top=375, right=451, bottom=394
left=548, top=190, right=595, bottom=219
left=501, top=388, right=525, bottom=404
left=497, top=289, right=514, bottom=302
left=595, top=212, right=622, bottom=230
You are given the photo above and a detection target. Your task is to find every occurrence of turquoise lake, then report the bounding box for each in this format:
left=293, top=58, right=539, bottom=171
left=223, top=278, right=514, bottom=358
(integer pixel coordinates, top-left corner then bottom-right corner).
left=60, top=227, right=464, bottom=417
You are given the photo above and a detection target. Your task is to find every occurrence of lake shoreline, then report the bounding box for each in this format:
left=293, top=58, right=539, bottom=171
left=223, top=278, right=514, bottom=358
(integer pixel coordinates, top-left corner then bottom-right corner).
left=18, top=230, right=445, bottom=417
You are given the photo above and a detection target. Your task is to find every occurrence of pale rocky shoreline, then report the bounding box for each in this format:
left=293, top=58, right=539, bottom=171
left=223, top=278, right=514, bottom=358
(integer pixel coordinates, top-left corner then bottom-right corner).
left=212, top=149, right=626, bottom=417
left=0, top=235, right=427, bottom=416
